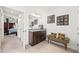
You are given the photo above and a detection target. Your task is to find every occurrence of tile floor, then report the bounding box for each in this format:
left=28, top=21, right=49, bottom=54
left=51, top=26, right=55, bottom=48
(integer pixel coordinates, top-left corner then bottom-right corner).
left=1, top=35, right=77, bottom=53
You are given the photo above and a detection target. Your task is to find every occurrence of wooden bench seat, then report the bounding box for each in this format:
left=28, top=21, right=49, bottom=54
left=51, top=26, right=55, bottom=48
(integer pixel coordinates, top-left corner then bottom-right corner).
left=48, top=33, right=70, bottom=50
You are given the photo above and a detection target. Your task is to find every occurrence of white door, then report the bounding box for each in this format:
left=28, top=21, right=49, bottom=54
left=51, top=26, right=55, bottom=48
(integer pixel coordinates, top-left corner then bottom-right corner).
left=0, top=7, right=4, bottom=40
left=18, top=14, right=26, bottom=49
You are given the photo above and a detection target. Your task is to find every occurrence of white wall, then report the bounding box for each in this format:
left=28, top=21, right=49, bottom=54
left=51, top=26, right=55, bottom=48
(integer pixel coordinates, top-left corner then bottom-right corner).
left=7, top=6, right=79, bottom=51
left=43, top=7, right=78, bottom=51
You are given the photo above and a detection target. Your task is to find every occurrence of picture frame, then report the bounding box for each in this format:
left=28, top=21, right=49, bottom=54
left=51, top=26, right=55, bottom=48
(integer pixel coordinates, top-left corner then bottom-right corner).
left=47, top=15, right=55, bottom=23
left=57, top=14, right=69, bottom=26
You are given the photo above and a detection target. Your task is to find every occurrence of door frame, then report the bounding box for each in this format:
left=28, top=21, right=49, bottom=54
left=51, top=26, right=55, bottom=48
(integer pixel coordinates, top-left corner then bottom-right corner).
left=0, top=7, right=4, bottom=40
left=18, top=14, right=26, bottom=49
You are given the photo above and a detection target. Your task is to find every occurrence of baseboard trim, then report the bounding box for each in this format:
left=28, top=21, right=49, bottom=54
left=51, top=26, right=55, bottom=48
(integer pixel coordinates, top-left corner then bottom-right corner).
left=68, top=47, right=79, bottom=53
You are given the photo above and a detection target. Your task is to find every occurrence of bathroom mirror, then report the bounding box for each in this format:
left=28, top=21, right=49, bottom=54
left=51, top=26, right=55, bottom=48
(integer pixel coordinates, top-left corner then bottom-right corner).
left=29, top=13, right=41, bottom=29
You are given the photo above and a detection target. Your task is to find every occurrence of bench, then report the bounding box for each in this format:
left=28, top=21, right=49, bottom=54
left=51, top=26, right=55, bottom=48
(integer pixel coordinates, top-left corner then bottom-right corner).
left=48, top=33, right=70, bottom=50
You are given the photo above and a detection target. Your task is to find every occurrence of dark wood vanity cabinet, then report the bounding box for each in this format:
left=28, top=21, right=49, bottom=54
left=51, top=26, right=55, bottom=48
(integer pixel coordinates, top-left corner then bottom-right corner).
left=29, top=30, right=46, bottom=46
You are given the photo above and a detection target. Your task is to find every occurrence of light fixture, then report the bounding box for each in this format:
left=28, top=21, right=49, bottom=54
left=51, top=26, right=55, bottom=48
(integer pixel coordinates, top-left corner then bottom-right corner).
left=11, top=11, right=14, bottom=13
left=31, top=13, right=40, bottom=17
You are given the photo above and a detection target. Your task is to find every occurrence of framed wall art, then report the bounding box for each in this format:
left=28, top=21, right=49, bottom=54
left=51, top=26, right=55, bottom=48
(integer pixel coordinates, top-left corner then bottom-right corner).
left=47, top=15, right=55, bottom=24
left=57, top=14, right=69, bottom=26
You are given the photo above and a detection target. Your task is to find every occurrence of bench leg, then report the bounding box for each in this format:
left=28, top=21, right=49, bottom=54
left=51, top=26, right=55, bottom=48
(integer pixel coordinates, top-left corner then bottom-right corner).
left=64, top=43, right=67, bottom=50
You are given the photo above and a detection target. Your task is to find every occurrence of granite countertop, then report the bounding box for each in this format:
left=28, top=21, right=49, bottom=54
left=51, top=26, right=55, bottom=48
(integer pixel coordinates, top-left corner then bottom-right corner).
left=29, top=29, right=46, bottom=32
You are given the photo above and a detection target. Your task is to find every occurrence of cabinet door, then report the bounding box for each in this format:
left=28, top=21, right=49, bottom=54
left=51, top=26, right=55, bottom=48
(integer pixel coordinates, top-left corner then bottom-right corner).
left=40, top=31, right=46, bottom=41
left=37, top=31, right=40, bottom=43
left=33, top=32, right=38, bottom=45
left=29, top=32, right=33, bottom=45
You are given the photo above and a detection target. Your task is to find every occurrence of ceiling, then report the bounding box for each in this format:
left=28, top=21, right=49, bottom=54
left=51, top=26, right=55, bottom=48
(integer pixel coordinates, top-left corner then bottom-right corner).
left=2, top=6, right=23, bottom=17
left=6, top=6, right=60, bottom=11
left=2, top=6, right=79, bottom=17
left=5, top=6, right=61, bottom=16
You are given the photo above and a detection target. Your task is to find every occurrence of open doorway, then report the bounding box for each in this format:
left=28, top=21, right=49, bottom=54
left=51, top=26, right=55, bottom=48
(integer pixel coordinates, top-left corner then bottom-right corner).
left=1, top=7, right=24, bottom=52
left=2, top=7, right=22, bottom=38
left=4, top=15, right=17, bottom=36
